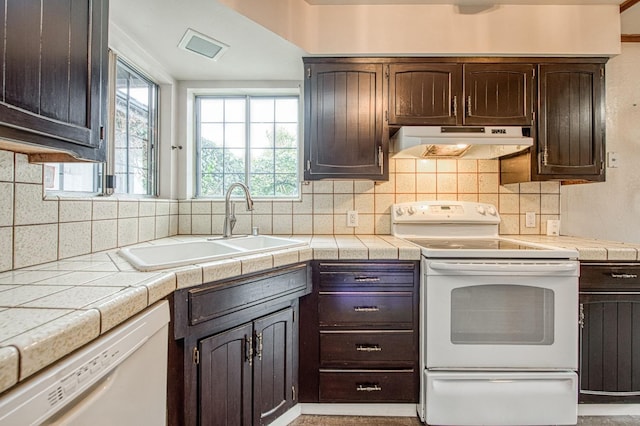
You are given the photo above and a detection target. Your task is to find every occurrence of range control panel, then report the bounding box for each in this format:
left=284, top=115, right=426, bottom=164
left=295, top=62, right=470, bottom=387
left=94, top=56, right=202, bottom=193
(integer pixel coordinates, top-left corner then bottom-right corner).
left=392, top=201, right=500, bottom=224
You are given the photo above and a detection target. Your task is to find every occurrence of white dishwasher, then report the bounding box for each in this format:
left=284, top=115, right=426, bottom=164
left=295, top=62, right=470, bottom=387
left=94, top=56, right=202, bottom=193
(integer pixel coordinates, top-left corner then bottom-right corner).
left=0, top=300, right=169, bottom=426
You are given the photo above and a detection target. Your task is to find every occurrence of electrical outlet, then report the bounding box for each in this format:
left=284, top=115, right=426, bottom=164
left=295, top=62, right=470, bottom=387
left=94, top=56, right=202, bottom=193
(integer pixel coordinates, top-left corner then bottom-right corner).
left=347, top=210, right=359, bottom=227
left=525, top=212, right=536, bottom=228
left=607, top=151, right=619, bottom=168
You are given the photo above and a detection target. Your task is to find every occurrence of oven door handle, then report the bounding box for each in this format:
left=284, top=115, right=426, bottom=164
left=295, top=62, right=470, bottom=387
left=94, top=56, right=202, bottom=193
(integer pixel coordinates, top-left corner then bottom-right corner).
left=428, top=262, right=577, bottom=274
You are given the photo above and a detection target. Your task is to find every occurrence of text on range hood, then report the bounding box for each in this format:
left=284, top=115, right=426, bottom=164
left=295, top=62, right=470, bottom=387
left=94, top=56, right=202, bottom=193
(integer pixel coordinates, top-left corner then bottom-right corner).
left=391, top=126, right=533, bottom=159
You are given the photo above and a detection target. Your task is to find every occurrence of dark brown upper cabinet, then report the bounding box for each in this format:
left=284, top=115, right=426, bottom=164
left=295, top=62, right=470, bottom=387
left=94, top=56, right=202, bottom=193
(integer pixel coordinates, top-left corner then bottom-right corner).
left=303, top=59, right=388, bottom=181
left=388, top=62, right=534, bottom=127
left=537, top=63, right=605, bottom=181
left=0, top=0, right=109, bottom=162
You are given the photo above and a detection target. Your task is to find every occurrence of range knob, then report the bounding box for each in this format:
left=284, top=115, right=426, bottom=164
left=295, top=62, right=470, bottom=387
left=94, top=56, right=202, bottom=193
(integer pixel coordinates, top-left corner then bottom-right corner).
left=476, top=206, right=486, bottom=215
left=407, top=206, right=417, bottom=215
left=487, top=206, right=497, bottom=216
left=395, top=207, right=405, bottom=216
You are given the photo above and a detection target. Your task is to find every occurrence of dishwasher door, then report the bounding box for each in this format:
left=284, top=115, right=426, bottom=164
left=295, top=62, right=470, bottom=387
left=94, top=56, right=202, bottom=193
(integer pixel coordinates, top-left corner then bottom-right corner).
left=0, top=301, right=169, bottom=426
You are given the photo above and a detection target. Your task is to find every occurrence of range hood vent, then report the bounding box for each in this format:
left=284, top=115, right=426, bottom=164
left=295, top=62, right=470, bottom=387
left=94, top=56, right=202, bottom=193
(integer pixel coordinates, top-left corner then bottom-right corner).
left=391, top=126, right=533, bottom=159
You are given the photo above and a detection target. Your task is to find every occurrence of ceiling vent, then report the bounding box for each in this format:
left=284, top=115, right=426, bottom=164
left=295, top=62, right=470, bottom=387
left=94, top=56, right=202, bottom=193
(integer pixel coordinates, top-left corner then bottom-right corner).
left=178, top=28, right=229, bottom=61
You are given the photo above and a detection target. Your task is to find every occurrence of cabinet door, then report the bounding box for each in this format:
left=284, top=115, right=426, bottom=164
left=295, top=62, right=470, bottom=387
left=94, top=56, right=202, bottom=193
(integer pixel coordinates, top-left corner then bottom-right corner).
left=304, top=62, right=387, bottom=180
left=253, top=307, right=295, bottom=425
left=579, top=294, right=640, bottom=403
left=0, top=0, right=108, bottom=161
left=199, top=323, right=253, bottom=426
left=464, top=63, right=534, bottom=126
left=537, top=64, right=605, bottom=180
left=388, top=63, right=461, bottom=125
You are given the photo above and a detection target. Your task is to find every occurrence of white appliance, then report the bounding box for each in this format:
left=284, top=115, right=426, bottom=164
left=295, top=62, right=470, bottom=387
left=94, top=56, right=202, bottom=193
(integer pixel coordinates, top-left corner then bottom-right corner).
left=391, top=126, right=533, bottom=159
left=0, top=300, right=169, bottom=426
left=392, top=200, right=579, bottom=426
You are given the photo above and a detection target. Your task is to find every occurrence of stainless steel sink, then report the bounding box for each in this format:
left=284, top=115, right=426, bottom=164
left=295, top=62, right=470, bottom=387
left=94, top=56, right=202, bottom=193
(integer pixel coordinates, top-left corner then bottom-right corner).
left=118, top=236, right=306, bottom=271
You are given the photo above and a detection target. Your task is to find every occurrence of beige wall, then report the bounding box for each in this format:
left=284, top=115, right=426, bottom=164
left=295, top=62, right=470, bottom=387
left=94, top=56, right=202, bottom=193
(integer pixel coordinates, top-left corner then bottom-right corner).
left=220, top=1, right=621, bottom=56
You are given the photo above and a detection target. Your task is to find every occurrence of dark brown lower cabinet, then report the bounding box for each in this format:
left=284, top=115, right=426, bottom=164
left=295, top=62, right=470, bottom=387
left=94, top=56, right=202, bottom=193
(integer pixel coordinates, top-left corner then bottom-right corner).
left=199, top=308, right=295, bottom=425
left=299, top=260, right=420, bottom=403
left=579, top=262, right=640, bottom=403
left=168, top=263, right=311, bottom=426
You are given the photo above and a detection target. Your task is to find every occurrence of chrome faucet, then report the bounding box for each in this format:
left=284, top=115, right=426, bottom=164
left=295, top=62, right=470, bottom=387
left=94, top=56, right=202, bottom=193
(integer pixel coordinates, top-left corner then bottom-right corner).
left=223, top=182, right=254, bottom=238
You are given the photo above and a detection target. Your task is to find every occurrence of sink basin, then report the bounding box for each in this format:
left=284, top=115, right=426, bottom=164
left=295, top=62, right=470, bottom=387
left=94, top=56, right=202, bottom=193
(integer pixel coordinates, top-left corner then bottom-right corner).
left=119, top=236, right=306, bottom=272
left=216, top=235, right=306, bottom=252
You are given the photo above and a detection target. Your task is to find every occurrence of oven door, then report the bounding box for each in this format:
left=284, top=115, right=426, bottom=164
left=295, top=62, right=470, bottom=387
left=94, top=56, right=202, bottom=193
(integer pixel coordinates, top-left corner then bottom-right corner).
left=424, top=258, right=579, bottom=370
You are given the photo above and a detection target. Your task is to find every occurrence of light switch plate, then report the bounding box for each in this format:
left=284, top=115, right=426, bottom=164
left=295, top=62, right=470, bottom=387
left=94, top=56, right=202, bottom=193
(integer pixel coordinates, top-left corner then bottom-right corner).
left=525, top=212, right=536, bottom=228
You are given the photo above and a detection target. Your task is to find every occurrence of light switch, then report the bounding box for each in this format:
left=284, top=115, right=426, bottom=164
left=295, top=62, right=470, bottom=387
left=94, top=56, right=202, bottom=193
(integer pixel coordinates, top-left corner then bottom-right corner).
left=525, top=212, right=536, bottom=228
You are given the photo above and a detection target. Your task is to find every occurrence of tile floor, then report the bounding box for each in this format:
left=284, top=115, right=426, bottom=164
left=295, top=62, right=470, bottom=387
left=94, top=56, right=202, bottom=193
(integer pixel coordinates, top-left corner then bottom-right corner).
left=288, top=415, right=640, bottom=425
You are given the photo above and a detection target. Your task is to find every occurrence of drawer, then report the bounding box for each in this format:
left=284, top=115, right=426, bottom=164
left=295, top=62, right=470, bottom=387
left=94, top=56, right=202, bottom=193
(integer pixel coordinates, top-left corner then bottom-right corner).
left=580, top=263, right=640, bottom=292
left=188, top=263, right=309, bottom=326
left=320, top=331, right=415, bottom=367
left=317, top=262, right=416, bottom=290
left=319, top=370, right=416, bottom=402
left=318, top=293, right=414, bottom=328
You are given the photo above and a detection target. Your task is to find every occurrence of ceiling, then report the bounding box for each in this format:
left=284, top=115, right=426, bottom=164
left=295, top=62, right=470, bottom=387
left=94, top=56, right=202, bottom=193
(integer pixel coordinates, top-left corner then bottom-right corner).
left=109, top=0, right=633, bottom=83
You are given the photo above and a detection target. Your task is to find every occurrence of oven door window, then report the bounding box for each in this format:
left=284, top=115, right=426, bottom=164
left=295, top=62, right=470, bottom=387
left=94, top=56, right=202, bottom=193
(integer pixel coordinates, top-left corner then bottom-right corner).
left=450, top=285, right=554, bottom=345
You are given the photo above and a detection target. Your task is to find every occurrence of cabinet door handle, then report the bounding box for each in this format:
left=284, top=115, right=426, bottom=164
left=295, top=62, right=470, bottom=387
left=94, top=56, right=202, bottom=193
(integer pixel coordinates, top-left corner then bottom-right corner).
left=611, top=273, right=638, bottom=279
left=256, top=332, right=263, bottom=361
left=245, top=335, right=253, bottom=366
left=356, top=344, right=382, bottom=352
left=353, top=306, right=379, bottom=312
left=354, top=276, right=380, bottom=282
left=356, top=384, right=382, bottom=392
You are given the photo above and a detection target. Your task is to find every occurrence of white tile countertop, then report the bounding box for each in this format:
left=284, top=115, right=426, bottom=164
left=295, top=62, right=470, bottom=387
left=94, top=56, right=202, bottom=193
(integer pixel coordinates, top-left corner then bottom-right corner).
left=0, top=233, right=639, bottom=395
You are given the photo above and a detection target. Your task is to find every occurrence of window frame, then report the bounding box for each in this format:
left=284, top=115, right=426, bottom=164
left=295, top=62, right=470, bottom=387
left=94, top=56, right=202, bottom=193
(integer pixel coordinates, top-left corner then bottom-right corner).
left=194, top=93, right=301, bottom=200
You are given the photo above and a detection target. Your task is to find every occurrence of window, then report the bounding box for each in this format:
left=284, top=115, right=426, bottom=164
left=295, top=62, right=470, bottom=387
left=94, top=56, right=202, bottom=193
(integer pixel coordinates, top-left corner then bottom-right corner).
left=45, top=57, right=158, bottom=195
left=113, top=60, right=158, bottom=195
left=196, top=95, right=299, bottom=198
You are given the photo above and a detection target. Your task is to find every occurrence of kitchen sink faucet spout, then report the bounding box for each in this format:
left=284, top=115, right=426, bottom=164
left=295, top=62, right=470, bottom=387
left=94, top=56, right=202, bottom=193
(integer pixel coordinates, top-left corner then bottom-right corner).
left=223, top=182, right=254, bottom=238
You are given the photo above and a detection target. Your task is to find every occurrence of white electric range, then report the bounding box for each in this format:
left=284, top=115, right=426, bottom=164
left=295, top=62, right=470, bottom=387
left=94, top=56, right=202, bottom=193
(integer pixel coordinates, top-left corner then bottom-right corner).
left=392, top=200, right=580, bottom=426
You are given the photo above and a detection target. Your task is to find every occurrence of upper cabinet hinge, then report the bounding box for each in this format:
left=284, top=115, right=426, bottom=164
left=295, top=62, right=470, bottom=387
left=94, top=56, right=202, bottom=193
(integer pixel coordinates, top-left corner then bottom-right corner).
left=193, top=347, right=200, bottom=365
left=384, top=110, right=388, bottom=122
left=307, top=67, right=311, bottom=79
left=385, top=65, right=389, bottom=79
left=99, top=126, right=105, bottom=140
left=532, top=68, right=536, bottom=79
left=579, top=303, right=585, bottom=329
left=600, top=67, right=605, bottom=79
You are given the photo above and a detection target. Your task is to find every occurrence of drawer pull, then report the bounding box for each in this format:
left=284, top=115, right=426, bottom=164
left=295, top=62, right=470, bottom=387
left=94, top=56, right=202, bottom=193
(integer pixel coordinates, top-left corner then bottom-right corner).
left=611, top=273, right=638, bottom=279
left=356, top=344, right=382, bottom=352
left=354, top=276, right=380, bottom=282
left=356, top=384, right=382, bottom=392
left=353, top=306, right=379, bottom=312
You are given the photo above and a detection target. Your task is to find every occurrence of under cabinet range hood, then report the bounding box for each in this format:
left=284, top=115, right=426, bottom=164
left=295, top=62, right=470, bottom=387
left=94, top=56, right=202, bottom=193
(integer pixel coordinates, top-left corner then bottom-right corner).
left=391, top=126, right=533, bottom=159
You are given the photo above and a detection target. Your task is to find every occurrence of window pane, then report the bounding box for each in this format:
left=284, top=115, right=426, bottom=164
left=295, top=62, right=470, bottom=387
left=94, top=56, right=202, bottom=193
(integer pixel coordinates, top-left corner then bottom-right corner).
left=251, top=98, right=274, bottom=122
left=225, top=99, right=245, bottom=122
left=224, top=123, right=245, bottom=149
left=113, top=60, right=157, bottom=195
left=200, top=98, right=224, bottom=122
left=275, top=98, right=298, bottom=122
left=275, top=124, right=297, bottom=148
left=200, top=123, right=223, bottom=148
left=196, top=95, right=299, bottom=199
left=250, top=123, right=274, bottom=149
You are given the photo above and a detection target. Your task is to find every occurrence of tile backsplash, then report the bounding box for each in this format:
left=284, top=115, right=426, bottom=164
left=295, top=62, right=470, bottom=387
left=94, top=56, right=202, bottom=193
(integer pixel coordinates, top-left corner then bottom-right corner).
left=178, top=158, right=560, bottom=238
left=1, top=150, right=559, bottom=272
left=0, top=151, right=178, bottom=272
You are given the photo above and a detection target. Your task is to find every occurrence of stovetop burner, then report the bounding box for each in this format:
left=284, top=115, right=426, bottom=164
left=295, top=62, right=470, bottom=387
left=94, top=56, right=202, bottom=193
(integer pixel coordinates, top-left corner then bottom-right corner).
left=406, top=238, right=547, bottom=251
